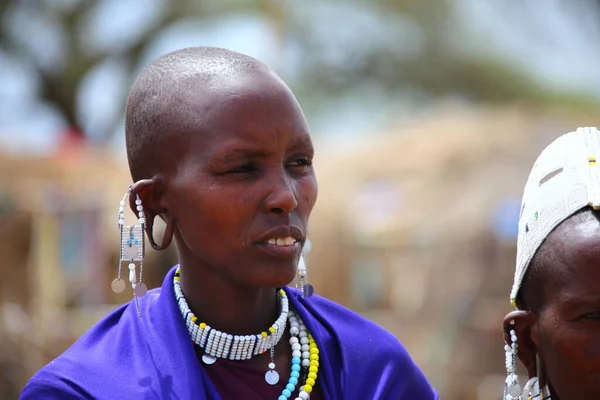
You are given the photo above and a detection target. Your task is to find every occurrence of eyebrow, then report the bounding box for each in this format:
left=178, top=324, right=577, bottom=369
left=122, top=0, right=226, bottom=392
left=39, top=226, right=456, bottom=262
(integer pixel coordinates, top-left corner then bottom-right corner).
left=220, top=147, right=269, bottom=163
left=290, top=135, right=314, bottom=152
left=559, top=292, right=600, bottom=311
left=216, top=136, right=314, bottom=163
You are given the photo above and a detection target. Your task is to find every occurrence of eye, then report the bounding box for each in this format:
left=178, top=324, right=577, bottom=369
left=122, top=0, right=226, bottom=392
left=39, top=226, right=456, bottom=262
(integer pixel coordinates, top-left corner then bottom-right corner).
left=224, top=164, right=256, bottom=175
left=288, top=156, right=312, bottom=169
left=581, top=311, right=600, bottom=320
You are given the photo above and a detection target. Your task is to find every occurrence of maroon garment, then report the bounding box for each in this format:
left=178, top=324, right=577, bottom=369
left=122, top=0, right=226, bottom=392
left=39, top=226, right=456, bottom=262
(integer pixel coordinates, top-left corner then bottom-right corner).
left=196, top=349, right=322, bottom=400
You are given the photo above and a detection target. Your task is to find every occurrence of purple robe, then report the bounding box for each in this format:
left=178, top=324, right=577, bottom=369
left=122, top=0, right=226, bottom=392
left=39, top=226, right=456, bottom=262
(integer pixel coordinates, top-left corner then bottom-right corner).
left=21, top=266, right=438, bottom=399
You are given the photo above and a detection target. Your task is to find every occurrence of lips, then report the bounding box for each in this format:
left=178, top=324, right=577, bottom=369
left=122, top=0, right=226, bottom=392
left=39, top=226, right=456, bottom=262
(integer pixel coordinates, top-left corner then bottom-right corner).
left=255, top=226, right=305, bottom=259
left=257, top=226, right=305, bottom=245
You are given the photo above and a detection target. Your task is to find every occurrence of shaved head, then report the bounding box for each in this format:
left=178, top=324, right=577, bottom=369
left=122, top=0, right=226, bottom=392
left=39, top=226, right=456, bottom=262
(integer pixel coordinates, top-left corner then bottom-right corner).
left=122, top=45, right=316, bottom=301
left=125, top=46, right=269, bottom=181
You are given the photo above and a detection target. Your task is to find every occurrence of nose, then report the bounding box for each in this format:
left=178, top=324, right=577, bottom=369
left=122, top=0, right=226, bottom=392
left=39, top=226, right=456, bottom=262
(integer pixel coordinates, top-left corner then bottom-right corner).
left=264, top=173, right=299, bottom=215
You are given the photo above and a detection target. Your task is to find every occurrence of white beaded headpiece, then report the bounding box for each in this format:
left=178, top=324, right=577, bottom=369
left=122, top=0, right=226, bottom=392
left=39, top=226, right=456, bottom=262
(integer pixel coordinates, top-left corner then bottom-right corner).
left=512, top=126, right=600, bottom=305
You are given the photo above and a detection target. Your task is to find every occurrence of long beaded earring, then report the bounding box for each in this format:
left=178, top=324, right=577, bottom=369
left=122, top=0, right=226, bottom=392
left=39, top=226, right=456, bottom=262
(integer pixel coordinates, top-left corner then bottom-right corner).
left=111, top=186, right=148, bottom=300
left=503, top=321, right=522, bottom=400
left=522, top=377, right=540, bottom=400
left=296, top=239, right=314, bottom=298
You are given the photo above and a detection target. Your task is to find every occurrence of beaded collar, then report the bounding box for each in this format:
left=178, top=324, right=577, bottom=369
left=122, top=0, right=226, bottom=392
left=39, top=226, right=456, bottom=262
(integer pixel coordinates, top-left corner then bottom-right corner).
left=173, top=268, right=288, bottom=364
left=173, top=268, right=321, bottom=399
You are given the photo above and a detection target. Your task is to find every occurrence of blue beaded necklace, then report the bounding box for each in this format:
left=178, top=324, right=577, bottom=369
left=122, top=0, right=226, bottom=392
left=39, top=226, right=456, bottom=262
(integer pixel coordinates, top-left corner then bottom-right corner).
left=278, top=310, right=320, bottom=400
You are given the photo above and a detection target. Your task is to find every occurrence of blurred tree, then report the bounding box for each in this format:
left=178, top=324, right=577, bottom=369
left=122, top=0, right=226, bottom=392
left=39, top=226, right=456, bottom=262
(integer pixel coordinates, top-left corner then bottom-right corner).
left=289, top=0, right=598, bottom=112
left=0, top=0, right=596, bottom=142
left=0, top=0, right=196, bottom=140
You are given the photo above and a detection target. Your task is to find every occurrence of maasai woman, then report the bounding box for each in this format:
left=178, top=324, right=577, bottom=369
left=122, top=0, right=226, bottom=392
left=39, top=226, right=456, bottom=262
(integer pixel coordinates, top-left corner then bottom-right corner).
left=503, top=126, right=600, bottom=399
left=21, top=47, right=438, bottom=400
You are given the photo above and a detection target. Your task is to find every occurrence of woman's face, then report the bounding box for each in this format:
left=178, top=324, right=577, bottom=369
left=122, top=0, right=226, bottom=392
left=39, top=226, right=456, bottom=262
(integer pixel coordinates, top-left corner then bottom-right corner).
left=528, top=214, right=600, bottom=398
left=159, top=71, right=318, bottom=288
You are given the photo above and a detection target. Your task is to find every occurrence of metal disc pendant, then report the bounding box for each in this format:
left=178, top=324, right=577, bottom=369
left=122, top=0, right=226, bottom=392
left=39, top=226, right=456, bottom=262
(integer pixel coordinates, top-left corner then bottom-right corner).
left=111, top=279, right=126, bottom=293
left=507, top=383, right=522, bottom=398
left=265, top=370, right=279, bottom=385
left=303, top=284, right=315, bottom=298
left=134, top=283, right=148, bottom=297
left=202, top=354, right=217, bottom=365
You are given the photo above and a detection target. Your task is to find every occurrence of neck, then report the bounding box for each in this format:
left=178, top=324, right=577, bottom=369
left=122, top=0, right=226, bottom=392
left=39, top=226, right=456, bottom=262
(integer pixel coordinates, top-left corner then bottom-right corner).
left=177, top=257, right=280, bottom=335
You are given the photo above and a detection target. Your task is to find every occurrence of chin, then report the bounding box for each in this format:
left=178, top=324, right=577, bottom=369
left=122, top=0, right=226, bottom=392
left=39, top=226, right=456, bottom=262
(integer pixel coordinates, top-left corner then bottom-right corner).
left=264, top=274, right=297, bottom=289
left=255, top=264, right=297, bottom=288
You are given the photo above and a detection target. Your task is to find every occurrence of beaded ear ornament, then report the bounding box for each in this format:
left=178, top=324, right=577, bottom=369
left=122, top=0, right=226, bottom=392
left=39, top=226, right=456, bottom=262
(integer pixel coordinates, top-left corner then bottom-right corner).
left=111, top=186, right=148, bottom=298
left=503, top=321, right=551, bottom=400
left=296, top=239, right=314, bottom=298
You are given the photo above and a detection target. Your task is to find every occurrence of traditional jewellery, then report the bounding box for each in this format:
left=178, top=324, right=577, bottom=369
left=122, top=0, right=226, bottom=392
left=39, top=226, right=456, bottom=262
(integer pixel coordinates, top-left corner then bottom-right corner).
left=174, top=268, right=320, bottom=397
left=173, top=269, right=288, bottom=374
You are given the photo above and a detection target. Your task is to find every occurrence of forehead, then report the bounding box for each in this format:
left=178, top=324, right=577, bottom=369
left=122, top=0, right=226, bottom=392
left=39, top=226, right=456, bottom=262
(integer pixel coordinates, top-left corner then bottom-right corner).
left=176, top=71, right=310, bottom=156
left=544, top=214, right=600, bottom=302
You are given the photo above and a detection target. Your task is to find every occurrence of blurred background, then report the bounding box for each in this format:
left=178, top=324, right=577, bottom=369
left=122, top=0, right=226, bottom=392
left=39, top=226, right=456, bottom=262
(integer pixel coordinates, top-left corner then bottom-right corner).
left=1, top=0, right=599, bottom=398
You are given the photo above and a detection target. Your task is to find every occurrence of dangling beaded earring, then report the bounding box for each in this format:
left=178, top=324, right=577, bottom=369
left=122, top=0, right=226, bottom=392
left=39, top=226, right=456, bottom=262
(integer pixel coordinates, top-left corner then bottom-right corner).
left=504, top=322, right=522, bottom=400
left=522, top=377, right=540, bottom=400
left=541, top=385, right=552, bottom=399
left=296, top=239, right=314, bottom=298
left=111, top=186, right=148, bottom=301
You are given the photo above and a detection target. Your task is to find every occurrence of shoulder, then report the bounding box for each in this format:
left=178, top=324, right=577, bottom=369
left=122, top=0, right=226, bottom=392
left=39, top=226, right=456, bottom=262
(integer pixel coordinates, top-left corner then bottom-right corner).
left=308, top=294, right=406, bottom=353
left=304, top=294, right=439, bottom=399
left=21, top=291, right=160, bottom=399
left=20, top=367, right=86, bottom=399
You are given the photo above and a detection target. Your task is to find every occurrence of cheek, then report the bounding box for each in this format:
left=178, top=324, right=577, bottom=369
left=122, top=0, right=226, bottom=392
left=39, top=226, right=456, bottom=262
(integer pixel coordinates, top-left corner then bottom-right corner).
left=584, top=339, right=600, bottom=361
left=540, top=322, right=600, bottom=392
left=298, top=175, right=318, bottom=209
left=175, top=186, right=250, bottom=240
left=242, top=195, right=255, bottom=206
left=573, top=325, right=600, bottom=367
left=555, top=334, right=600, bottom=369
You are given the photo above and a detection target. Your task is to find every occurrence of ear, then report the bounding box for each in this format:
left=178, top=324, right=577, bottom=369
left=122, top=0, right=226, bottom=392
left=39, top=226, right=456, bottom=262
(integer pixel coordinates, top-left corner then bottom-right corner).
left=503, top=310, right=538, bottom=379
left=129, top=179, right=175, bottom=251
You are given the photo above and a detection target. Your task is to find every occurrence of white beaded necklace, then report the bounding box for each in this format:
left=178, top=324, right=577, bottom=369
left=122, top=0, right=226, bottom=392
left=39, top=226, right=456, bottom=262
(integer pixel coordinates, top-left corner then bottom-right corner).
left=174, top=269, right=320, bottom=397
left=173, top=269, right=288, bottom=366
